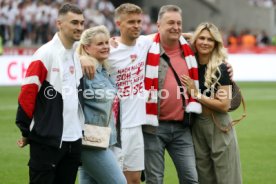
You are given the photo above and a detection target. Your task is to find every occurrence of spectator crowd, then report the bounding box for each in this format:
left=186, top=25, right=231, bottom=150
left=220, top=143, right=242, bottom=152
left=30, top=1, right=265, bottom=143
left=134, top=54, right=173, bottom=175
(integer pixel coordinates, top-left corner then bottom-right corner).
left=248, top=0, right=276, bottom=7
left=0, top=0, right=157, bottom=47
left=1, top=0, right=276, bottom=48
left=223, top=28, right=276, bottom=48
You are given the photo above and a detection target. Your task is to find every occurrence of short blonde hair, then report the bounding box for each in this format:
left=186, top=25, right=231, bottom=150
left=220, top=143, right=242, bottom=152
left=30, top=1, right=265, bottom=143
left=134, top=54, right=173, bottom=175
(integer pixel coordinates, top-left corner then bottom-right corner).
left=77, top=25, right=110, bottom=69
left=114, top=3, right=142, bottom=21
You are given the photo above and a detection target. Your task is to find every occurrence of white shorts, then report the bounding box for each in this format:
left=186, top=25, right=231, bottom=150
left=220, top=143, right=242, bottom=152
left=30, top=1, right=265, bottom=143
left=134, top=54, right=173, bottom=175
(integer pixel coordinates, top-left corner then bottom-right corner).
left=111, top=126, right=144, bottom=171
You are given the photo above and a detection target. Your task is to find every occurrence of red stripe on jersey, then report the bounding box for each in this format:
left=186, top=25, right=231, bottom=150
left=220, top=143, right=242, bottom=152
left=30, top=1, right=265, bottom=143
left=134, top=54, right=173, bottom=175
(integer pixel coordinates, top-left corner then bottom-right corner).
left=25, top=60, right=48, bottom=84
left=18, top=84, right=39, bottom=118
left=19, top=60, right=48, bottom=118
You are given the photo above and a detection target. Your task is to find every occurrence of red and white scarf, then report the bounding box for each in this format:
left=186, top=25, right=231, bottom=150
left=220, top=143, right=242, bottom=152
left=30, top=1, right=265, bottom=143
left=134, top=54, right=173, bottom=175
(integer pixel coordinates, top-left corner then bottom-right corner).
left=144, top=33, right=202, bottom=126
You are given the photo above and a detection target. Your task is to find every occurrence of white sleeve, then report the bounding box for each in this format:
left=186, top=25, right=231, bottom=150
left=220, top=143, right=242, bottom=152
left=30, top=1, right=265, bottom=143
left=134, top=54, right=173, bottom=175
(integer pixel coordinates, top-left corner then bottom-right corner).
left=138, top=35, right=153, bottom=51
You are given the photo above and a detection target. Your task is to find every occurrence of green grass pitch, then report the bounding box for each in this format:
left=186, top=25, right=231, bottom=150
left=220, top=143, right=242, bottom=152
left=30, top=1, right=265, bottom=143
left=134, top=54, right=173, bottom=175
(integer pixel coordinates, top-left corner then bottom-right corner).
left=1, top=82, right=276, bottom=184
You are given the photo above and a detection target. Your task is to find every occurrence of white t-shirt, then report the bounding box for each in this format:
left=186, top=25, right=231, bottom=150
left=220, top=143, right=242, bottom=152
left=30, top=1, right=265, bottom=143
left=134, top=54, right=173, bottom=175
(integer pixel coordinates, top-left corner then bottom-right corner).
left=109, top=35, right=152, bottom=128
left=23, top=3, right=37, bottom=23
left=61, top=49, right=82, bottom=141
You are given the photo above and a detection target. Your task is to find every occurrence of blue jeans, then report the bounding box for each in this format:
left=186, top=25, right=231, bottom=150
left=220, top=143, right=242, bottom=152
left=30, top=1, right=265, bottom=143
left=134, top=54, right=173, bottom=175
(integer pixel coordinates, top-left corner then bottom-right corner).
left=143, top=121, right=198, bottom=184
left=79, top=147, right=127, bottom=184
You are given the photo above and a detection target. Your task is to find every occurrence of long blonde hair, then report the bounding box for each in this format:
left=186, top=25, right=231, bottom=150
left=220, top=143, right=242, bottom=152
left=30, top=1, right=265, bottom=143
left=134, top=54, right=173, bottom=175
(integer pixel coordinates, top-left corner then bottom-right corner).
left=77, top=25, right=110, bottom=70
left=191, top=22, right=228, bottom=90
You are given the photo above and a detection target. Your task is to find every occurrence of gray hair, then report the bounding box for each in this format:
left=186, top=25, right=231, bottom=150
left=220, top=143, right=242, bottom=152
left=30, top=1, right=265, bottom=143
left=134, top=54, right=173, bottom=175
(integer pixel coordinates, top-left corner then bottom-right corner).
left=157, top=5, right=182, bottom=21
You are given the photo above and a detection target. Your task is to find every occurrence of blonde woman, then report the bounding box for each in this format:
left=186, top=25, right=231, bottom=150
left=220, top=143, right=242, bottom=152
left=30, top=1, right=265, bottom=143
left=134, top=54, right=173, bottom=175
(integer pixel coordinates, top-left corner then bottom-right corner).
left=181, top=22, right=242, bottom=184
left=77, top=25, right=126, bottom=184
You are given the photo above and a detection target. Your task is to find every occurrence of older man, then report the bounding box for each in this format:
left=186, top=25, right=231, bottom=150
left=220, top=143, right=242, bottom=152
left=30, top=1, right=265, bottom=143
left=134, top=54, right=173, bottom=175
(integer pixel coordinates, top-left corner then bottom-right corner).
left=143, top=5, right=200, bottom=184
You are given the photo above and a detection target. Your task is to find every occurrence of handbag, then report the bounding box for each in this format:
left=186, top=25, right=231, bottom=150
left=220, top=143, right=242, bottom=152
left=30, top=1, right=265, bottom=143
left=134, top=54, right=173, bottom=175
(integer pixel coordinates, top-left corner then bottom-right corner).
left=229, top=81, right=242, bottom=111
left=212, top=81, right=246, bottom=133
left=82, top=124, right=111, bottom=148
left=82, top=105, right=113, bottom=149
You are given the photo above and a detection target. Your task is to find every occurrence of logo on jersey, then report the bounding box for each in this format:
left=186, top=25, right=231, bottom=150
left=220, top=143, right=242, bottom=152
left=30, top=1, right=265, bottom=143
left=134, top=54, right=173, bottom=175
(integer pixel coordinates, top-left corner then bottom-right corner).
left=130, top=54, right=137, bottom=62
left=69, top=66, right=75, bottom=74
left=52, top=68, right=60, bottom=72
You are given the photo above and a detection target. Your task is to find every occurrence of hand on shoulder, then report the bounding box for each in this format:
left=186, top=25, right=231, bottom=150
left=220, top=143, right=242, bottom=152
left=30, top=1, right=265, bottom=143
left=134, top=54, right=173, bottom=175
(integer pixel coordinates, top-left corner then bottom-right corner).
left=80, top=55, right=97, bottom=80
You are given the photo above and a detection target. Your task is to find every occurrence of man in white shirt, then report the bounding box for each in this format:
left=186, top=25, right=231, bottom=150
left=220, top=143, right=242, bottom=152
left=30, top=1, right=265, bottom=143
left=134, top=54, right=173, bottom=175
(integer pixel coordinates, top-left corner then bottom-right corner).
left=109, top=4, right=152, bottom=184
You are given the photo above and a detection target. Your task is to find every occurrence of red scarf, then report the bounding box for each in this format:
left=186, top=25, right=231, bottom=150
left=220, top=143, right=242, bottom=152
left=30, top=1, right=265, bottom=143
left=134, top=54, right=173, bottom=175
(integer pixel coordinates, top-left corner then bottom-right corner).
left=144, top=33, right=202, bottom=126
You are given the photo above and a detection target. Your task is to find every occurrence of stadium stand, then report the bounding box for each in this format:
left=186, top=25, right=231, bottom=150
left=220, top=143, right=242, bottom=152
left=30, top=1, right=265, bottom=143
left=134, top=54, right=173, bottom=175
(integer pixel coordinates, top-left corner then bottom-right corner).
left=0, top=0, right=276, bottom=50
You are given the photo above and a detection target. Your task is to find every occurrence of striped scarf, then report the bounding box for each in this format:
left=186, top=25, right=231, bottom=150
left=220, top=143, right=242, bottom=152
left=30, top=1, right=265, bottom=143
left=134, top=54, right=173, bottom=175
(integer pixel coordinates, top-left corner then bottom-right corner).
left=144, top=33, right=202, bottom=126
